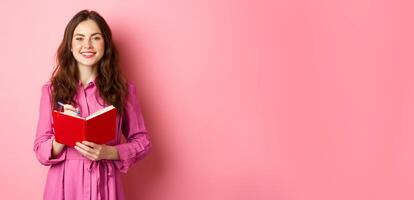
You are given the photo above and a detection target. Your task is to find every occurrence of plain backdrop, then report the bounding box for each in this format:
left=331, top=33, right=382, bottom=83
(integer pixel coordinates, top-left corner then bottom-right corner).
left=1, top=0, right=414, bottom=199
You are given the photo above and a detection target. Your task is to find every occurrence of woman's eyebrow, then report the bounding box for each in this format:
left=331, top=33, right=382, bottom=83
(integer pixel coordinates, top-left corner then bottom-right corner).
left=73, top=32, right=102, bottom=37
left=91, top=32, right=102, bottom=36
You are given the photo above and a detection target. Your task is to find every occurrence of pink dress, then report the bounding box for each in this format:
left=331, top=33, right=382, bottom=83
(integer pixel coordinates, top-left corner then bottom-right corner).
left=33, top=80, right=152, bottom=200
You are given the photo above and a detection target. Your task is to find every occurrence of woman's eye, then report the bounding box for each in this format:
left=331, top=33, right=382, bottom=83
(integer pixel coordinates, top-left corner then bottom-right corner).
left=75, top=38, right=83, bottom=41
left=93, top=37, right=101, bottom=41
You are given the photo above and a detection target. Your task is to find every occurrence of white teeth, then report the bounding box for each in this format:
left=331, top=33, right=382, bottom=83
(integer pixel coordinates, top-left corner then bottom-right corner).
left=81, top=52, right=95, bottom=56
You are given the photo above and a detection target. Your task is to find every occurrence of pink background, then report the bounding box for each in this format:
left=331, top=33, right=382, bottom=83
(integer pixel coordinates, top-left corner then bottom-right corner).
left=0, top=0, right=414, bottom=199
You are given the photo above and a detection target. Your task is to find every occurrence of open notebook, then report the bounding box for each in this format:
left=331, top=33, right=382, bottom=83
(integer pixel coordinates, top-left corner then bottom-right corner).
left=52, top=105, right=117, bottom=147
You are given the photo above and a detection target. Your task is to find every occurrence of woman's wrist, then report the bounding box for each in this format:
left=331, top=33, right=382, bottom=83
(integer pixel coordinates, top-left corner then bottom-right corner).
left=51, top=139, right=65, bottom=158
left=104, top=145, right=120, bottom=160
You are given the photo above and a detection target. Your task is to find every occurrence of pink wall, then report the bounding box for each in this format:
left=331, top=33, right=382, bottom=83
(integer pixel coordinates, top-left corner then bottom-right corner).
left=0, top=0, right=413, bottom=199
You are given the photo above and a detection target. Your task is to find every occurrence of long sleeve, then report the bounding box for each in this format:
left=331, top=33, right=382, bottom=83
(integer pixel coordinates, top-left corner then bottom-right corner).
left=33, top=83, right=66, bottom=166
left=113, top=83, right=152, bottom=173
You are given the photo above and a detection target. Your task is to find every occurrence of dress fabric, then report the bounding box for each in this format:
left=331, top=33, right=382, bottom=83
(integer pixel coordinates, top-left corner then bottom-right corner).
left=33, top=80, right=152, bottom=200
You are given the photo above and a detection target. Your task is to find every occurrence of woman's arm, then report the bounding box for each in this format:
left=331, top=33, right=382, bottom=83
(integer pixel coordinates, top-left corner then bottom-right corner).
left=113, top=83, right=152, bottom=173
left=33, top=83, right=67, bottom=165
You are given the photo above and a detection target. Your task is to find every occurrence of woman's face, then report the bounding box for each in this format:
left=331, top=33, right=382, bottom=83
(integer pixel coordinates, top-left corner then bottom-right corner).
left=71, top=19, right=105, bottom=68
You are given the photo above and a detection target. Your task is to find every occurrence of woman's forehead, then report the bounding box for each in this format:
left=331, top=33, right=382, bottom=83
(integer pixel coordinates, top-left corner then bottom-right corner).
left=73, top=20, right=102, bottom=35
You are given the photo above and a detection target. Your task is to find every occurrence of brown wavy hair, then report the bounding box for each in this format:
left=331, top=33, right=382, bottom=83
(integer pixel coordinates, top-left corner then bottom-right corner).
left=51, top=10, right=127, bottom=116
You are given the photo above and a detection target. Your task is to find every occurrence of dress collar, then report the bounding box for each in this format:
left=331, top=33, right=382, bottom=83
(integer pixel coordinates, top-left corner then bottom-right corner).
left=78, top=76, right=97, bottom=89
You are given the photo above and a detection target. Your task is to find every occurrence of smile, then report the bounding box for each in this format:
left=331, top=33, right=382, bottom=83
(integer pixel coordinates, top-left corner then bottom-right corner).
left=81, top=52, right=96, bottom=58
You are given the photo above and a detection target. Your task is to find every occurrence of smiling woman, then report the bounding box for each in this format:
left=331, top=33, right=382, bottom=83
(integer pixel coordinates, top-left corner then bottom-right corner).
left=33, top=9, right=152, bottom=200
left=71, top=20, right=105, bottom=69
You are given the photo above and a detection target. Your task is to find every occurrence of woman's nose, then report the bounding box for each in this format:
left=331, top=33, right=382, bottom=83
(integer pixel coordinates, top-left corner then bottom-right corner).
left=83, top=39, right=92, bottom=48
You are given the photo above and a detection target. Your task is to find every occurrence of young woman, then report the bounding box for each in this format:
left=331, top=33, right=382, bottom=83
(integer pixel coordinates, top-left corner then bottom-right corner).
left=33, top=10, right=152, bottom=200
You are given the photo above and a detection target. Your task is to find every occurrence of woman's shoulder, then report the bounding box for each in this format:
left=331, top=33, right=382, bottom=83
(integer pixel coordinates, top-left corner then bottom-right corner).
left=125, top=81, right=142, bottom=101
left=125, top=81, right=137, bottom=93
left=42, top=81, right=52, bottom=87
left=40, top=81, right=53, bottom=93
left=42, top=81, right=52, bottom=90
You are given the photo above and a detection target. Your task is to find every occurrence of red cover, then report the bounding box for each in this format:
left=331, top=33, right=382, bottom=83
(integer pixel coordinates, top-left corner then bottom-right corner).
left=52, top=107, right=117, bottom=147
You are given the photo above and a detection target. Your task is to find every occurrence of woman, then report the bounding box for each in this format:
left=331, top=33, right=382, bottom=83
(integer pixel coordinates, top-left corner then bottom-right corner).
left=33, top=9, right=151, bottom=200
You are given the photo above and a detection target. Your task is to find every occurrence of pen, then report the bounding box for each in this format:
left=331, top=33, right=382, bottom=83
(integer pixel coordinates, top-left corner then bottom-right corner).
left=57, top=101, right=80, bottom=114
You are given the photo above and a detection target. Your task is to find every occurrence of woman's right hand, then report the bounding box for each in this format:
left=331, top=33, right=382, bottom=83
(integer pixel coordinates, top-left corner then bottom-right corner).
left=61, top=103, right=80, bottom=116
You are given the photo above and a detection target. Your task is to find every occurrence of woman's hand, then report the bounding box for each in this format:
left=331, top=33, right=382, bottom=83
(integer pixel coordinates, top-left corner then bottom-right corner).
left=74, top=141, right=119, bottom=161
left=60, top=103, right=80, bottom=116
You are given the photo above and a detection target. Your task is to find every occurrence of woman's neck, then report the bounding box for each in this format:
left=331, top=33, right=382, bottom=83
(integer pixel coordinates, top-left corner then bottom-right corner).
left=78, top=64, right=98, bottom=86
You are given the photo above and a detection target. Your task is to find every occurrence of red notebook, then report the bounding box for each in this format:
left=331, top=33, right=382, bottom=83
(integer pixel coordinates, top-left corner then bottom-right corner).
left=52, top=105, right=117, bottom=147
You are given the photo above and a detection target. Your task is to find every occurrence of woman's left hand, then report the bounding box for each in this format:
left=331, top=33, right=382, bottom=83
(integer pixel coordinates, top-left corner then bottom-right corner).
left=74, top=141, right=119, bottom=161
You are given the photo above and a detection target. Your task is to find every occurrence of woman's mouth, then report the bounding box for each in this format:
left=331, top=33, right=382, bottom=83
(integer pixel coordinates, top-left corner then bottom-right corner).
left=81, top=52, right=96, bottom=58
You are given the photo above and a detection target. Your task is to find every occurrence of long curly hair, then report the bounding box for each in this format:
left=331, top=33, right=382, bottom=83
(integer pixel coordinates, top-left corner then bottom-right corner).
left=51, top=10, right=127, bottom=116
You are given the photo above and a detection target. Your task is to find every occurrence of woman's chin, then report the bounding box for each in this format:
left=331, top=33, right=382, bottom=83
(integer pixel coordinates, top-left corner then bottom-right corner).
left=77, top=61, right=98, bottom=68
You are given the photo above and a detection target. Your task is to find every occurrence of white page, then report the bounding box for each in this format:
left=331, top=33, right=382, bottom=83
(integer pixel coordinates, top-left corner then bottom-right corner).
left=86, top=105, right=115, bottom=120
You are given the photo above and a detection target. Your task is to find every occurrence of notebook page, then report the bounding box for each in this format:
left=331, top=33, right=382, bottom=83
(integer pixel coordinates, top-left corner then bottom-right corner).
left=86, top=105, right=115, bottom=120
